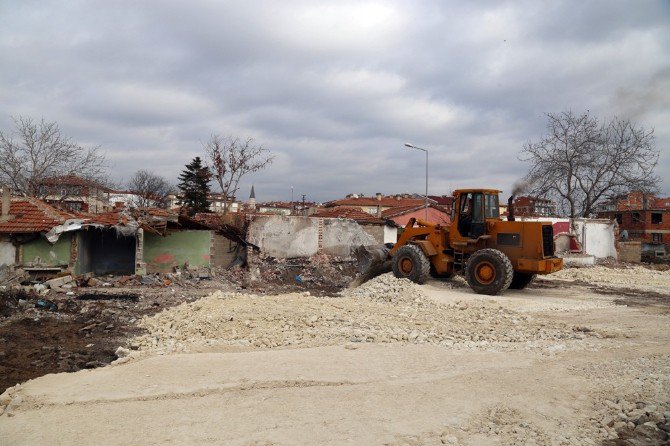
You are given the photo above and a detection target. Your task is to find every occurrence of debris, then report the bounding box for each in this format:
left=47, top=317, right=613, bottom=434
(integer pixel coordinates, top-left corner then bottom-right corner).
left=44, top=275, right=74, bottom=289
left=35, top=299, right=57, bottom=311
left=114, top=347, right=131, bottom=358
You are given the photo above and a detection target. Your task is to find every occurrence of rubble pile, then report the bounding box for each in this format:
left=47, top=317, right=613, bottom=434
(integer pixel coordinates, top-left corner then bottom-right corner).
left=567, top=355, right=670, bottom=444
left=132, top=274, right=600, bottom=354
left=599, top=400, right=670, bottom=444
left=340, top=272, right=429, bottom=304
left=252, top=253, right=357, bottom=293
left=545, top=265, right=670, bottom=293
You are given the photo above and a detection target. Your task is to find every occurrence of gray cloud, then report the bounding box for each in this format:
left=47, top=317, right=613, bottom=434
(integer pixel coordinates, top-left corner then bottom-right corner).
left=0, top=0, right=668, bottom=202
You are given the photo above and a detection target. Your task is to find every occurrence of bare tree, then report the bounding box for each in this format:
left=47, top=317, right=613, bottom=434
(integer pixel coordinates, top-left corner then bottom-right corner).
left=127, top=170, right=172, bottom=208
left=0, top=116, right=106, bottom=197
left=204, top=135, right=273, bottom=214
left=520, top=111, right=659, bottom=218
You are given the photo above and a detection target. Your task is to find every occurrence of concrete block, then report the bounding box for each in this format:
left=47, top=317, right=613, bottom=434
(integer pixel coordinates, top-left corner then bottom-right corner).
left=44, top=275, right=74, bottom=289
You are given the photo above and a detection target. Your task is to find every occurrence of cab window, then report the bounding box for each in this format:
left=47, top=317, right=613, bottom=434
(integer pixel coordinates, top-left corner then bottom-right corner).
left=472, top=193, right=483, bottom=222
left=485, top=194, right=500, bottom=219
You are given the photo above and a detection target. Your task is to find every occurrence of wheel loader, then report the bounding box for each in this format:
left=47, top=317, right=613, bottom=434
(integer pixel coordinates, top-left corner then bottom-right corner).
left=356, top=189, right=562, bottom=295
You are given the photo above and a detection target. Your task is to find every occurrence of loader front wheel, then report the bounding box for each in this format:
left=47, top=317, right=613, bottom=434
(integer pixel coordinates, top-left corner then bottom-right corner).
left=392, top=244, right=430, bottom=284
left=465, top=249, right=513, bottom=295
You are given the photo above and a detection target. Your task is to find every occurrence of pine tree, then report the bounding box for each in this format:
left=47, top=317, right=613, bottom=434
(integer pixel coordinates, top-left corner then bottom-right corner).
left=177, top=157, right=212, bottom=216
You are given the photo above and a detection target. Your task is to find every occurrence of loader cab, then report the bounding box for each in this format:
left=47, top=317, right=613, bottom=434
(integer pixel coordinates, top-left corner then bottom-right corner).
left=454, top=190, right=500, bottom=239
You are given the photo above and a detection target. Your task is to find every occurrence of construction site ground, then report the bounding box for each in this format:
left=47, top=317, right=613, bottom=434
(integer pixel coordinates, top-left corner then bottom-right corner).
left=1, top=265, right=669, bottom=445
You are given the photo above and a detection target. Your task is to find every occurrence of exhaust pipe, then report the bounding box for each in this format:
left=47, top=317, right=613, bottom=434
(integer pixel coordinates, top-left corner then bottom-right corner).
left=507, top=195, right=515, bottom=222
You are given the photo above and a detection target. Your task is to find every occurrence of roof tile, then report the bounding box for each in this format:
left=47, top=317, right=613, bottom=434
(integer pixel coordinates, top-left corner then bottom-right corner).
left=0, top=198, right=77, bottom=233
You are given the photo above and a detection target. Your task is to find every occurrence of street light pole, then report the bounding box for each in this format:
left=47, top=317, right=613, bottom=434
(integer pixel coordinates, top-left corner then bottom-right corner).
left=404, top=143, right=429, bottom=220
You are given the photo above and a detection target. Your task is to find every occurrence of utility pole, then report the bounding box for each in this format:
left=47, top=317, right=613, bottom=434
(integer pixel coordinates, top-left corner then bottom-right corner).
left=404, top=143, right=429, bottom=220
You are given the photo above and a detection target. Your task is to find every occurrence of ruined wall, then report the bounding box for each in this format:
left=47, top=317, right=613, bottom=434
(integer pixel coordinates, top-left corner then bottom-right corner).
left=573, top=219, right=617, bottom=259
left=0, top=236, right=15, bottom=266
left=74, top=231, right=92, bottom=275
left=143, top=230, right=213, bottom=273
left=22, top=234, right=72, bottom=267
left=210, top=233, right=237, bottom=267
left=359, top=225, right=397, bottom=245
left=322, top=219, right=376, bottom=257
left=247, top=216, right=319, bottom=258
left=361, top=225, right=384, bottom=245
left=618, top=241, right=641, bottom=263
left=247, top=216, right=379, bottom=259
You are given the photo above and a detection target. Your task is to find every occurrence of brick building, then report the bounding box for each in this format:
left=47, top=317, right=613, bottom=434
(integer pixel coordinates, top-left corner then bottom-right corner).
left=39, top=175, right=111, bottom=213
left=511, top=196, right=557, bottom=217
left=596, top=191, right=670, bottom=245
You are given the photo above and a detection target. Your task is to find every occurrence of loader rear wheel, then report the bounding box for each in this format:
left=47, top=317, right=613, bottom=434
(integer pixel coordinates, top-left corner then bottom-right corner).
left=465, top=249, right=513, bottom=295
left=508, top=272, right=536, bottom=290
left=392, top=244, right=430, bottom=284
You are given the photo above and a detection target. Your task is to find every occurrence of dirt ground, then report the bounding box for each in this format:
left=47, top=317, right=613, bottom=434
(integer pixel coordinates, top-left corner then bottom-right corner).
left=0, top=266, right=669, bottom=445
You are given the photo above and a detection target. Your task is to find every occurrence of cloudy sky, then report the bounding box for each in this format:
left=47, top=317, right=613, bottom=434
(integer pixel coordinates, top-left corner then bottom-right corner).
left=1, top=0, right=668, bottom=202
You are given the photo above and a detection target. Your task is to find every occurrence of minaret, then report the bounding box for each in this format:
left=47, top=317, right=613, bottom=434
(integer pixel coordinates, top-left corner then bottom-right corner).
left=249, top=185, right=256, bottom=211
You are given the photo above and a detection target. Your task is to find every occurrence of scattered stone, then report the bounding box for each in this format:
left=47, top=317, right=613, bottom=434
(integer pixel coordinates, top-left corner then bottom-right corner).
left=115, top=347, right=131, bottom=358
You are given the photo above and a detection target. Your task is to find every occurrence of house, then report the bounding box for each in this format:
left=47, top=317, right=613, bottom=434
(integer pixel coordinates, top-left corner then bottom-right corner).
left=38, top=174, right=112, bottom=213
left=0, top=189, right=241, bottom=275
left=324, top=193, right=430, bottom=215
left=109, top=190, right=164, bottom=208
left=208, top=193, right=239, bottom=214
left=257, top=202, right=293, bottom=216
left=0, top=190, right=79, bottom=271
left=427, top=195, right=454, bottom=213
left=596, top=191, right=670, bottom=257
left=511, top=196, right=557, bottom=218
left=382, top=203, right=451, bottom=226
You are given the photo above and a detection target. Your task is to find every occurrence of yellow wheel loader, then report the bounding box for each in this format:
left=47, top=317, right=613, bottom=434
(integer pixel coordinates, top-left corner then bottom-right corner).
left=356, top=189, right=562, bottom=295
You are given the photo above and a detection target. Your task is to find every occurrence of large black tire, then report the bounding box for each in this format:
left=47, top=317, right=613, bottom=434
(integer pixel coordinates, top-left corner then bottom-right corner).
left=508, top=272, right=536, bottom=290
left=465, top=249, right=513, bottom=295
left=392, top=244, right=430, bottom=284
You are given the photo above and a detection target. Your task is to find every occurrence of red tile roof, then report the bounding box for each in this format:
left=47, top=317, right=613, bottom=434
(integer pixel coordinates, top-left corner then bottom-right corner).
left=427, top=195, right=454, bottom=206
left=381, top=203, right=450, bottom=218
left=324, top=196, right=425, bottom=208
left=86, top=209, right=129, bottom=226
left=0, top=198, right=78, bottom=233
left=312, top=207, right=385, bottom=224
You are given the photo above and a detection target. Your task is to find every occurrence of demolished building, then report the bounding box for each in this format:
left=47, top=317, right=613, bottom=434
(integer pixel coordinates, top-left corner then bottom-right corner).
left=0, top=192, right=242, bottom=277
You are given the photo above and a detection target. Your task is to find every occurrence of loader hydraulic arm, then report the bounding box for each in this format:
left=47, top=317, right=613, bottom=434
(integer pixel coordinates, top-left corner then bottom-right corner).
left=389, top=218, right=436, bottom=256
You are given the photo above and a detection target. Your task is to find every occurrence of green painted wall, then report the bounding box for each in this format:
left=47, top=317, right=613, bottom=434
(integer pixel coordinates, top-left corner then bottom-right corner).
left=143, top=230, right=212, bottom=273
left=22, top=234, right=72, bottom=267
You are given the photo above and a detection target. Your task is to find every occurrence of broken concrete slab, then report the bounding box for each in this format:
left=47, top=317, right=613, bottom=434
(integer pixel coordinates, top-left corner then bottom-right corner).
left=44, top=275, right=74, bottom=289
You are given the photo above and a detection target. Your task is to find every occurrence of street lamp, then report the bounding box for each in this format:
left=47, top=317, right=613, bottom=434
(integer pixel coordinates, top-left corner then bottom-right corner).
left=404, top=143, right=428, bottom=220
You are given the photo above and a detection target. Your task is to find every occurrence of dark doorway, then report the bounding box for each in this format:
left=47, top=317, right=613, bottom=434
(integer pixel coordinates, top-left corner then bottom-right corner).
left=77, top=229, right=135, bottom=275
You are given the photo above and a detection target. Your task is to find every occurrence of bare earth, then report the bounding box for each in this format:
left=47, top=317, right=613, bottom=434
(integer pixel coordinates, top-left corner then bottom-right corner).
left=1, top=270, right=669, bottom=445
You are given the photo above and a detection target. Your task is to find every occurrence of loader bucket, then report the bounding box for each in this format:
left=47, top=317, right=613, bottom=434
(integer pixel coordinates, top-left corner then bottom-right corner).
left=351, top=244, right=393, bottom=286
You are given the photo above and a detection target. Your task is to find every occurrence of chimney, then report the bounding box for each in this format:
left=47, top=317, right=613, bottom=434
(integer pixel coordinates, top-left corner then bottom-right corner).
left=1, top=186, right=10, bottom=222
left=376, top=193, right=382, bottom=201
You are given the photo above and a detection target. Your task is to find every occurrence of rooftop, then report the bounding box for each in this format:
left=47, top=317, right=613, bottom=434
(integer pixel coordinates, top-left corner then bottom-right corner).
left=324, top=196, right=426, bottom=208
left=0, top=198, right=78, bottom=233
left=312, top=206, right=386, bottom=224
